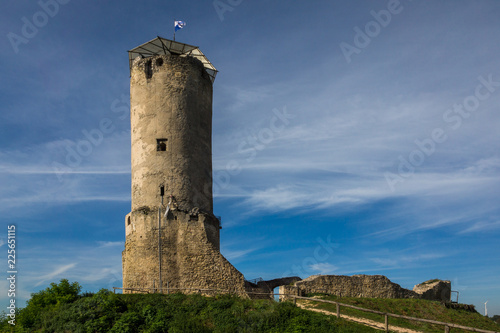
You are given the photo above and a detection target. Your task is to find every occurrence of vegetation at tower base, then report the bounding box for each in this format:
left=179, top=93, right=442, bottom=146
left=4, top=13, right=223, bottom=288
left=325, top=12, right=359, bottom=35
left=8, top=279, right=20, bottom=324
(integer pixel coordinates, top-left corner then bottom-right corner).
left=0, top=279, right=376, bottom=332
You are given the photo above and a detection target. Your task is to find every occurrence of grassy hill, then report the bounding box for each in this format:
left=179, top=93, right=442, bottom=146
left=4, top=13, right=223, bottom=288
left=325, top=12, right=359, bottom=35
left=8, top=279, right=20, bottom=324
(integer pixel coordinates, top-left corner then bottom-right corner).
left=3, top=280, right=498, bottom=332
left=0, top=280, right=376, bottom=333
left=298, top=293, right=499, bottom=333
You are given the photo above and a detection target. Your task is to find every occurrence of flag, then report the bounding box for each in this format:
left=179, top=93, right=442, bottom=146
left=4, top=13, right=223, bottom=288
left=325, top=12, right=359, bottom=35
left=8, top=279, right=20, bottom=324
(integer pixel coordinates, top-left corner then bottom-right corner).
left=174, top=21, right=186, bottom=32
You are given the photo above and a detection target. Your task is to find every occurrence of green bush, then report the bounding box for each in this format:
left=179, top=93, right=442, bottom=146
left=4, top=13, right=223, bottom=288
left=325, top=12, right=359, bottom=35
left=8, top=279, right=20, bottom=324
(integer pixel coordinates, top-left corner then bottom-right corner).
left=110, top=312, right=145, bottom=332
left=17, top=278, right=81, bottom=329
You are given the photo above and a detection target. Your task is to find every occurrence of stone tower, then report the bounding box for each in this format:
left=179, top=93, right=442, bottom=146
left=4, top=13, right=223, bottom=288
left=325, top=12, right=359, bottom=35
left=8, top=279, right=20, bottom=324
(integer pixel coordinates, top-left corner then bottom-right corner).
left=122, top=37, right=245, bottom=294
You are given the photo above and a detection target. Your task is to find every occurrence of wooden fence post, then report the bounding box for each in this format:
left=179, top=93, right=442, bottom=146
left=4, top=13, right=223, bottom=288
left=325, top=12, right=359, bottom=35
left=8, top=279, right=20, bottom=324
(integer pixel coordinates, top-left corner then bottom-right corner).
left=293, top=297, right=297, bottom=305
left=384, top=314, right=389, bottom=332
left=336, top=303, right=340, bottom=318
left=444, top=325, right=450, bottom=333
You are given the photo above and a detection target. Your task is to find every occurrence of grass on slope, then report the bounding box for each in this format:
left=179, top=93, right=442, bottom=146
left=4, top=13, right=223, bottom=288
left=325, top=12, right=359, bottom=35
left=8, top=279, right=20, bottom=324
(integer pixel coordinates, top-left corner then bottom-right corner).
left=0, top=279, right=378, bottom=333
left=299, top=294, right=499, bottom=333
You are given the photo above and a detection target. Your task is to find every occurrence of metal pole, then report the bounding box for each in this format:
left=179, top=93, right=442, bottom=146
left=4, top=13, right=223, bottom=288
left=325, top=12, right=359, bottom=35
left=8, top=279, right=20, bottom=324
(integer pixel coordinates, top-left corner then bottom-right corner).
left=158, top=202, right=161, bottom=293
left=159, top=186, right=164, bottom=293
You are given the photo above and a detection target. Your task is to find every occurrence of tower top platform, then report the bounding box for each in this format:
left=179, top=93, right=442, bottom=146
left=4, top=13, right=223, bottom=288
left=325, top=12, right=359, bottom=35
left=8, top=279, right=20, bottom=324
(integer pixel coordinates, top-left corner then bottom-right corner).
left=128, top=36, right=218, bottom=83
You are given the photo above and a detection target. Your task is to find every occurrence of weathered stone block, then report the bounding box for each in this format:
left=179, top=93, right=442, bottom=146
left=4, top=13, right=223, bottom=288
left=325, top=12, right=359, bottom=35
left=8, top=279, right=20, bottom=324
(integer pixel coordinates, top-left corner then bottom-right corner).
left=413, top=279, right=451, bottom=301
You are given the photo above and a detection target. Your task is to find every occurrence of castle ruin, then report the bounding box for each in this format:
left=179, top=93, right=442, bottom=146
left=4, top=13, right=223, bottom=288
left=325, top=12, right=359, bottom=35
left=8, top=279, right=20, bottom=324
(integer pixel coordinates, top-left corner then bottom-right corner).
left=122, top=37, right=245, bottom=295
left=121, top=37, right=451, bottom=303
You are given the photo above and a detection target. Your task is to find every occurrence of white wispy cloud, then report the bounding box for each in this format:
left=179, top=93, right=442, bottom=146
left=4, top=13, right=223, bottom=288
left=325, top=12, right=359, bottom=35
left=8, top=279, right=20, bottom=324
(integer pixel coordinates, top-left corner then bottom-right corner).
left=0, top=240, right=125, bottom=308
left=460, top=221, right=500, bottom=234
left=309, top=263, right=338, bottom=275
left=212, top=72, right=500, bottom=230
left=97, top=241, right=125, bottom=248
left=0, top=132, right=131, bottom=215
left=222, top=247, right=259, bottom=261
left=34, top=263, right=77, bottom=287
left=369, top=252, right=449, bottom=270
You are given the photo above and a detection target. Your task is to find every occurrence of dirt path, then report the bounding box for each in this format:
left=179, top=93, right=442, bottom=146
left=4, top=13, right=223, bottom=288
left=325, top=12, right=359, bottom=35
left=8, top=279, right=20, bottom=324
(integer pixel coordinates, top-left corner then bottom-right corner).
left=296, top=302, right=423, bottom=333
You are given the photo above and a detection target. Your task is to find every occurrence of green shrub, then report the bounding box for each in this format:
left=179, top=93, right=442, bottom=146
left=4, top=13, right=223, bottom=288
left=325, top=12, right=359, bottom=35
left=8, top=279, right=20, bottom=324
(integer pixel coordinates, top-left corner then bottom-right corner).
left=110, top=312, right=145, bottom=332
left=17, top=278, right=81, bottom=328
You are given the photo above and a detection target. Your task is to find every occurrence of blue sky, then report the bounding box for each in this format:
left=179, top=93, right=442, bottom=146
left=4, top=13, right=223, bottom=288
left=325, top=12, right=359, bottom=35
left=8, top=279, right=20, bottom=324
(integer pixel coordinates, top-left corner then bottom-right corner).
left=1, top=0, right=499, bottom=317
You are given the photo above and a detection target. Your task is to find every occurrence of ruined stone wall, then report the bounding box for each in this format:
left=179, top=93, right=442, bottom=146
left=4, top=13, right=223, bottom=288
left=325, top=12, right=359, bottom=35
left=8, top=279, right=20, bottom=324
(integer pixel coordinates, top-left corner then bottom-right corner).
left=279, top=275, right=451, bottom=302
left=256, top=277, right=302, bottom=291
left=413, top=279, right=451, bottom=301
left=293, top=275, right=418, bottom=299
left=279, top=285, right=300, bottom=302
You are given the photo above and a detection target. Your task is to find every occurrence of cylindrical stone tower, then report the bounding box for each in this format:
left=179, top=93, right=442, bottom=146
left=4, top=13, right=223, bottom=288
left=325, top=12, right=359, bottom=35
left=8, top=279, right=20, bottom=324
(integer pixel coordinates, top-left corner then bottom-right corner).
left=122, top=37, right=245, bottom=295
left=130, top=54, right=213, bottom=213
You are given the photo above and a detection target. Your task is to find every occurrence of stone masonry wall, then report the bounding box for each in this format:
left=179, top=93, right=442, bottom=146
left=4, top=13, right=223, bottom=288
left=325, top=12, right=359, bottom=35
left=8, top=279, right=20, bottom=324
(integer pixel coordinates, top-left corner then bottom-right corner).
left=280, top=275, right=450, bottom=302
left=123, top=209, right=246, bottom=295
left=295, top=275, right=418, bottom=299
left=130, top=54, right=213, bottom=214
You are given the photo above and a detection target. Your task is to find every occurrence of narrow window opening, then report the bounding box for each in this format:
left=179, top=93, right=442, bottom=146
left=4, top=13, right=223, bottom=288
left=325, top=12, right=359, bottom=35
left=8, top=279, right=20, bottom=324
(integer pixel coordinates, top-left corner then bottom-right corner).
left=145, top=59, right=153, bottom=79
left=157, top=139, right=167, bottom=151
left=127, top=216, right=131, bottom=225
